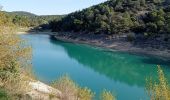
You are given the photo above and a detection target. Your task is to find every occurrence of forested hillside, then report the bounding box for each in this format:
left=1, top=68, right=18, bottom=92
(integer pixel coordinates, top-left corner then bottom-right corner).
left=1, top=11, right=64, bottom=28
left=51, top=0, right=170, bottom=38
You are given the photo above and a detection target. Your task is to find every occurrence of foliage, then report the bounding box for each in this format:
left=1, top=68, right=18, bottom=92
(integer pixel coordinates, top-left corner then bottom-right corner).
left=0, top=11, right=32, bottom=99
left=0, top=34, right=32, bottom=98
left=100, top=89, right=116, bottom=100
left=52, top=75, right=118, bottom=100
left=0, top=10, right=64, bottom=28
left=51, top=75, right=94, bottom=100
left=78, top=87, right=94, bottom=100
left=146, top=65, right=170, bottom=100
left=0, top=89, right=9, bottom=100
left=50, top=0, right=170, bottom=40
left=51, top=75, right=78, bottom=100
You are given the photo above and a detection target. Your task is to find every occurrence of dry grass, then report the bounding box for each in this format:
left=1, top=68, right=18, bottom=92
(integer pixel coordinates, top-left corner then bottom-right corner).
left=146, top=65, right=170, bottom=100
left=100, top=89, right=116, bottom=100
left=52, top=75, right=117, bottom=100
left=51, top=75, right=94, bottom=100
left=78, top=87, right=94, bottom=100
left=0, top=19, right=33, bottom=99
left=51, top=75, right=78, bottom=100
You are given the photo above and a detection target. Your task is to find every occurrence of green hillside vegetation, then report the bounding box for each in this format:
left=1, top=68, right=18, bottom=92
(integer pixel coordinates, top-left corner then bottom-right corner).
left=12, top=12, right=64, bottom=27
left=38, top=15, right=65, bottom=22
left=51, top=0, right=170, bottom=38
left=11, top=11, right=37, bottom=17
left=1, top=11, right=64, bottom=28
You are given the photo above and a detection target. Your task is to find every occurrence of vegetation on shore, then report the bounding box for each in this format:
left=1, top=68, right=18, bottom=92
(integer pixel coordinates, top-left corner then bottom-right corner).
left=0, top=10, right=32, bottom=99
left=51, top=66, right=170, bottom=100
left=50, top=0, right=170, bottom=42
left=146, top=66, right=170, bottom=100
left=51, top=75, right=94, bottom=100
left=51, top=75, right=115, bottom=100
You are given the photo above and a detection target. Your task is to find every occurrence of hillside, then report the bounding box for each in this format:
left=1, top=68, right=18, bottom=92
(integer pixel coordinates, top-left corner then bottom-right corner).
left=0, top=11, right=63, bottom=28
left=51, top=0, right=170, bottom=35
left=50, top=0, right=170, bottom=50
left=10, top=11, right=37, bottom=17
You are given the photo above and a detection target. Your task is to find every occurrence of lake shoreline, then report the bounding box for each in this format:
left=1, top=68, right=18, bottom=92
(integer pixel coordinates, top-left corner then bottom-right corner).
left=52, top=33, right=170, bottom=60
left=19, top=31, right=170, bottom=60
left=21, top=32, right=170, bottom=100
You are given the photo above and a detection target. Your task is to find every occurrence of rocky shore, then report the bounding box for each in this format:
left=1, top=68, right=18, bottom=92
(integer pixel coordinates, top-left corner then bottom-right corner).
left=52, top=32, right=170, bottom=60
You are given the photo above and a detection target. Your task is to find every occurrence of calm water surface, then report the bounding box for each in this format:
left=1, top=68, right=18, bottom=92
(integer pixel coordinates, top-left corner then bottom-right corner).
left=22, top=34, right=170, bottom=100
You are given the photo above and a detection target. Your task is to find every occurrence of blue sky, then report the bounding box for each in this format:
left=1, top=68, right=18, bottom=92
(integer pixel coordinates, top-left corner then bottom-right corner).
left=0, top=0, right=107, bottom=15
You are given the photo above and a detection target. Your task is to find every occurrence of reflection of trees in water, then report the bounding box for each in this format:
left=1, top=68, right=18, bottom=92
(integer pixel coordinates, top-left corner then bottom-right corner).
left=50, top=39, right=170, bottom=87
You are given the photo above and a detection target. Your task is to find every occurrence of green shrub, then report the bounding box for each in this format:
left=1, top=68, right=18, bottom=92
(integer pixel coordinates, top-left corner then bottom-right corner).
left=127, top=33, right=135, bottom=42
left=0, top=89, right=9, bottom=100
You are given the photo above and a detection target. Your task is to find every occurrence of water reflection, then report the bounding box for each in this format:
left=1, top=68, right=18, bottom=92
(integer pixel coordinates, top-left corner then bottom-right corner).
left=22, top=34, right=170, bottom=100
left=50, top=39, right=170, bottom=87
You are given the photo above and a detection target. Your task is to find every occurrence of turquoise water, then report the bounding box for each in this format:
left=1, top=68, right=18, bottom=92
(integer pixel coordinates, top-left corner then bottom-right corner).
left=22, top=34, right=170, bottom=100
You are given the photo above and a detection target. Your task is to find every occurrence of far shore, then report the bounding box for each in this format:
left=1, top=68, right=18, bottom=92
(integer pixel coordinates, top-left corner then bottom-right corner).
left=53, top=34, right=170, bottom=60
left=19, top=31, right=170, bottom=60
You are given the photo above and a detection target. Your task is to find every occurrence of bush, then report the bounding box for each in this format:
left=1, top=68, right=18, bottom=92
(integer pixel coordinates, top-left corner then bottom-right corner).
left=100, top=89, right=116, bottom=100
left=0, top=23, right=32, bottom=99
left=0, top=89, right=9, bottom=100
left=51, top=75, right=95, bottom=100
left=51, top=75, right=78, bottom=100
left=78, top=87, right=94, bottom=100
left=146, top=22, right=157, bottom=33
left=127, top=33, right=135, bottom=41
left=146, top=65, right=170, bottom=100
left=52, top=75, right=117, bottom=100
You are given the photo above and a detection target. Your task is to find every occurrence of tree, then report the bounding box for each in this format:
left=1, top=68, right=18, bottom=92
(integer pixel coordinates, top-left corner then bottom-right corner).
left=121, top=12, right=134, bottom=31
left=146, top=22, right=157, bottom=33
left=140, top=0, right=146, bottom=6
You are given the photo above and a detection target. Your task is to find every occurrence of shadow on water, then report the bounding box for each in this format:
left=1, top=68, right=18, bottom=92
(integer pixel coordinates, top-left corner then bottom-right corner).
left=141, top=57, right=170, bottom=66
left=104, top=50, right=170, bottom=66
left=49, top=39, right=170, bottom=87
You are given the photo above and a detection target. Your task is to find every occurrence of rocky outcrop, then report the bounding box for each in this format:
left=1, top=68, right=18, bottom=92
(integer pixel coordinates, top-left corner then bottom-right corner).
left=26, top=81, right=62, bottom=100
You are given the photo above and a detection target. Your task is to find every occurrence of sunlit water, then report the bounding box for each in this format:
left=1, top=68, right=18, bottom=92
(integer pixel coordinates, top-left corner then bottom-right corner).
left=22, top=34, right=170, bottom=100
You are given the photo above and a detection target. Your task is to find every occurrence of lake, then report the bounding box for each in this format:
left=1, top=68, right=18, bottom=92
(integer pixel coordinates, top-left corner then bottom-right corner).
left=22, top=34, right=170, bottom=100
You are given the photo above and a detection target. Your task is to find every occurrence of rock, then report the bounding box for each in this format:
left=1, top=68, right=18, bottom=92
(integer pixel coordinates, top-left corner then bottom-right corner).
left=26, top=81, right=62, bottom=100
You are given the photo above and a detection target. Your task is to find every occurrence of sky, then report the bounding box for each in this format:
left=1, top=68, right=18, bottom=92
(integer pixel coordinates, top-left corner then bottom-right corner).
left=0, top=0, right=107, bottom=15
